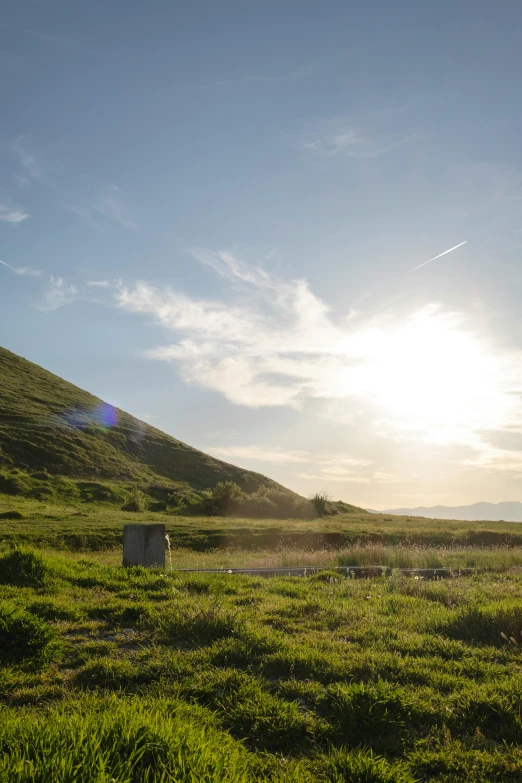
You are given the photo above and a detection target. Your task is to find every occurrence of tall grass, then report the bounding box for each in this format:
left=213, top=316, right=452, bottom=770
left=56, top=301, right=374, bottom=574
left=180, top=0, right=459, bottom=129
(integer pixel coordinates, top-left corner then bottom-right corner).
left=0, top=696, right=255, bottom=783
left=53, top=543, right=522, bottom=572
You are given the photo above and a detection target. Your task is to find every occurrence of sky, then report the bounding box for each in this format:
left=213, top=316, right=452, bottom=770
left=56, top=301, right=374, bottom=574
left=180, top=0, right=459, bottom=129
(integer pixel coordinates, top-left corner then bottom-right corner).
left=2, top=0, right=522, bottom=509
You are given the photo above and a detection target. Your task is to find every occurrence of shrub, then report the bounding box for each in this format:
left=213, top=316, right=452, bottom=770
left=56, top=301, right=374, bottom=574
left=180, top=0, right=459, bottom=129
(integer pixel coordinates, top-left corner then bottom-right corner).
left=0, top=605, right=61, bottom=664
left=311, top=491, right=330, bottom=518
left=121, top=486, right=148, bottom=512
left=166, top=490, right=191, bottom=511
left=0, top=549, right=50, bottom=588
left=211, top=482, right=245, bottom=515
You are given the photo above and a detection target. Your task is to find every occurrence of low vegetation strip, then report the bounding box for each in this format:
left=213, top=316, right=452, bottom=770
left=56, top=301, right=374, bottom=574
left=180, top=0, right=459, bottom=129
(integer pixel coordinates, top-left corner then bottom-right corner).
left=2, top=547, right=522, bottom=780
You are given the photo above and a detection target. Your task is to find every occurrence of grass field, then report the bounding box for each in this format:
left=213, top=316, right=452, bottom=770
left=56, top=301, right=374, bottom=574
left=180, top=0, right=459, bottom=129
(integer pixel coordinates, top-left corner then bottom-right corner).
left=2, top=494, right=522, bottom=781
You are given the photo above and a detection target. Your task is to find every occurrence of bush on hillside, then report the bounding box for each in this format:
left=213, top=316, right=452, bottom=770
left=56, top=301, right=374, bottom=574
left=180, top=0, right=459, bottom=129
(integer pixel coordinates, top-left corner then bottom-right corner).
left=211, top=482, right=246, bottom=515
left=166, top=489, right=192, bottom=510
left=121, top=487, right=148, bottom=512
left=311, top=491, right=331, bottom=518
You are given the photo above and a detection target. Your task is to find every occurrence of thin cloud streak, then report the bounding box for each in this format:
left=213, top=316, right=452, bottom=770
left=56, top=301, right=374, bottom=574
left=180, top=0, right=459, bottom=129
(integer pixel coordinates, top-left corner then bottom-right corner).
left=0, top=259, right=41, bottom=276
left=408, top=241, right=468, bottom=273
left=206, top=444, right=371, bottom=466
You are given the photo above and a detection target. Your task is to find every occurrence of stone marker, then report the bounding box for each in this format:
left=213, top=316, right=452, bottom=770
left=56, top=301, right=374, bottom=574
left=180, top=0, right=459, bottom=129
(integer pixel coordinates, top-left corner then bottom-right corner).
left=123, top=523, right=166, bottom=568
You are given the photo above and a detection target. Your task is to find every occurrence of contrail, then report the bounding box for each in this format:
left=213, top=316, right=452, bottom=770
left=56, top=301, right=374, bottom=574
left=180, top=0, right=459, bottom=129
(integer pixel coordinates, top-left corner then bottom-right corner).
left=408, top=240, right=467, bottom=273
left=0, top=259, right=15, bottom=272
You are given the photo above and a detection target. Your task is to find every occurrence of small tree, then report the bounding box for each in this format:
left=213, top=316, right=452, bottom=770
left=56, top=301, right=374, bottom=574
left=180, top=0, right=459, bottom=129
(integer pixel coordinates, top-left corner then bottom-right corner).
left=311, top=490, right=331, bottom=518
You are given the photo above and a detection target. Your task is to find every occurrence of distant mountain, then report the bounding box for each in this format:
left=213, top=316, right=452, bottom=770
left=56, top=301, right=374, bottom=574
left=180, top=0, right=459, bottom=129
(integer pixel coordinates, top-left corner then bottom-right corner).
left=0, top=346, right=293, bottom=495
left=383, top=502, right=522, bottom=522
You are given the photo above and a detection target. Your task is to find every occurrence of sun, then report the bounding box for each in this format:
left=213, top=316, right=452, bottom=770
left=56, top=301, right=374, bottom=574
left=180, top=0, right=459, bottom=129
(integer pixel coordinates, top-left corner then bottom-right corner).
left=338, top=306, right=512, bottom=446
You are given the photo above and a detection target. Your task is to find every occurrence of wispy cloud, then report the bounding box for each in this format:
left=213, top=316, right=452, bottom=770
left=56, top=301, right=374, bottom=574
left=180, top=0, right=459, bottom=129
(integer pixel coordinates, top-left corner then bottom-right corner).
left=0, top=259, right=41, bottom=276
left=206, top=444, right=371, bottom=466
left=296, top=469, right=398, bottom=484
left=39, top=276, right=78, bottom=311
left=87, top=278, right=122, bottom=288
left=0, top=206, right=29, bottom=223
left=92, top=185, right=136, bottom=230
left=301, top=119, right=418, bottom=160
left=12, top=140, right=42, bottom=182
left=139, top=412, right=157, bottom=422
left=297, top=472, right=371, bottom=484
left=66, top=186, right=136, bottom=231
left=12, top=139, right=135, bottom=231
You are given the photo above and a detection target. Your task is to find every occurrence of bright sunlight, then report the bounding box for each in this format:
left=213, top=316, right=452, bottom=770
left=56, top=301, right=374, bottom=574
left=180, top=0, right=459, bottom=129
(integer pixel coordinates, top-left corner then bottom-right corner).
left=338, top=306, right=516, bottom=446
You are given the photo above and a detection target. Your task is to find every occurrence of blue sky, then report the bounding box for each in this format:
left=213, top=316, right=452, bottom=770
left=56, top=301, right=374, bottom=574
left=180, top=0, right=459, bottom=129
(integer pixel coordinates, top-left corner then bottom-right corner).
left=2, top=0, right=522, bottom=508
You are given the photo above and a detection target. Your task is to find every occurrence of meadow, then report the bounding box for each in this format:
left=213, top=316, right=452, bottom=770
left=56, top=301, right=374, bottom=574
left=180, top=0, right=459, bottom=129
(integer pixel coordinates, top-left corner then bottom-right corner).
left=2, top=493, right=522, bottom=781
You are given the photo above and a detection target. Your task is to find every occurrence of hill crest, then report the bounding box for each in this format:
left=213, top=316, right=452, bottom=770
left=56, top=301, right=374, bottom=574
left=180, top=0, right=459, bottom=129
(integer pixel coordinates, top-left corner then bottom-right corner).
left=0, top=346, right=291, bottom=495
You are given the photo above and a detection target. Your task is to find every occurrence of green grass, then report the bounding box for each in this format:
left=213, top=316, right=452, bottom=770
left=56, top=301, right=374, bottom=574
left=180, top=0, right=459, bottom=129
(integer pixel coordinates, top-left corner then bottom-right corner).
left=2, top=542, right=522, bottom=780
left=2, top=490, right=522, bottom=556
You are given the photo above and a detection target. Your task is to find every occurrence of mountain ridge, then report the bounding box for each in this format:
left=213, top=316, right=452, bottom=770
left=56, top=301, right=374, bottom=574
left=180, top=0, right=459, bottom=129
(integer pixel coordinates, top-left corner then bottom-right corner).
left=382, top=501, right=522, bottom=522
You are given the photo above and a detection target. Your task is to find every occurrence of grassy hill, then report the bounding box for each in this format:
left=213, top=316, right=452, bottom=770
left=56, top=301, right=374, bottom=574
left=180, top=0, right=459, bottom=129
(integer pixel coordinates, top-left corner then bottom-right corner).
left=0, top=346, right=290, bottom=495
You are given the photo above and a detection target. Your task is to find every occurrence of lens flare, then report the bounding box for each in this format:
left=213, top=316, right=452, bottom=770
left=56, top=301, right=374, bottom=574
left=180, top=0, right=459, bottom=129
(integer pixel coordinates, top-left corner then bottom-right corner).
left=57, top=402, right=118, bottom=431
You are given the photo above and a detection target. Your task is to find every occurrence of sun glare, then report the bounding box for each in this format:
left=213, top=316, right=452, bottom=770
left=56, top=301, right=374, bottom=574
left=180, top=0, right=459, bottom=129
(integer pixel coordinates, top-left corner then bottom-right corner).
left=339, top=307, right=512, bottom=445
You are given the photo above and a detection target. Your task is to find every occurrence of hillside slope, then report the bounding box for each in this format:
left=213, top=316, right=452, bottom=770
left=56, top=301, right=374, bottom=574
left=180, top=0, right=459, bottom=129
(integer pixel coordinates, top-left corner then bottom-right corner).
left=0, top=347, right=290, bottom=494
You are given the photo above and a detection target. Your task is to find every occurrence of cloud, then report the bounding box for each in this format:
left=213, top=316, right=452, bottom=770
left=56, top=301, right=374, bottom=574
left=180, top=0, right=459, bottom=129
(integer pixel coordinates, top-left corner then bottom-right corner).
left=301, top=120, right=417, bottom=159
left=12, top=140, right=134, bottom=231
left=39, top=276, right=78, bottom=311
left=87, top=279, right=122, bottom=288
left=0, top=206, right=29, bottom=223
left=206, top=444, right=371, bottom=466
left=139, top=412, right=157, bottom=421
left=0, top=259, right=41, bottom=276
left=14, top=175, right=31, bottom=189
left=92, top=185, right=136, bottom=230
left=296, top=468, right=398, bottom=484
left=112, top=250, right=522, bottom=476
left=12, top=140, right=42, bottom=182
left=297, top=472, right=371, bottom=483
left=66, top=186, right=136, bottom=231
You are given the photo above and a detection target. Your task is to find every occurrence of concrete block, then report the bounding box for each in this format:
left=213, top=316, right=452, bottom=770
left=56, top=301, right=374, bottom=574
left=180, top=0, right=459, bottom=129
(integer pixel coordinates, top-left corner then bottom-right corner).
left=123, top=523, right=166, bottom=568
